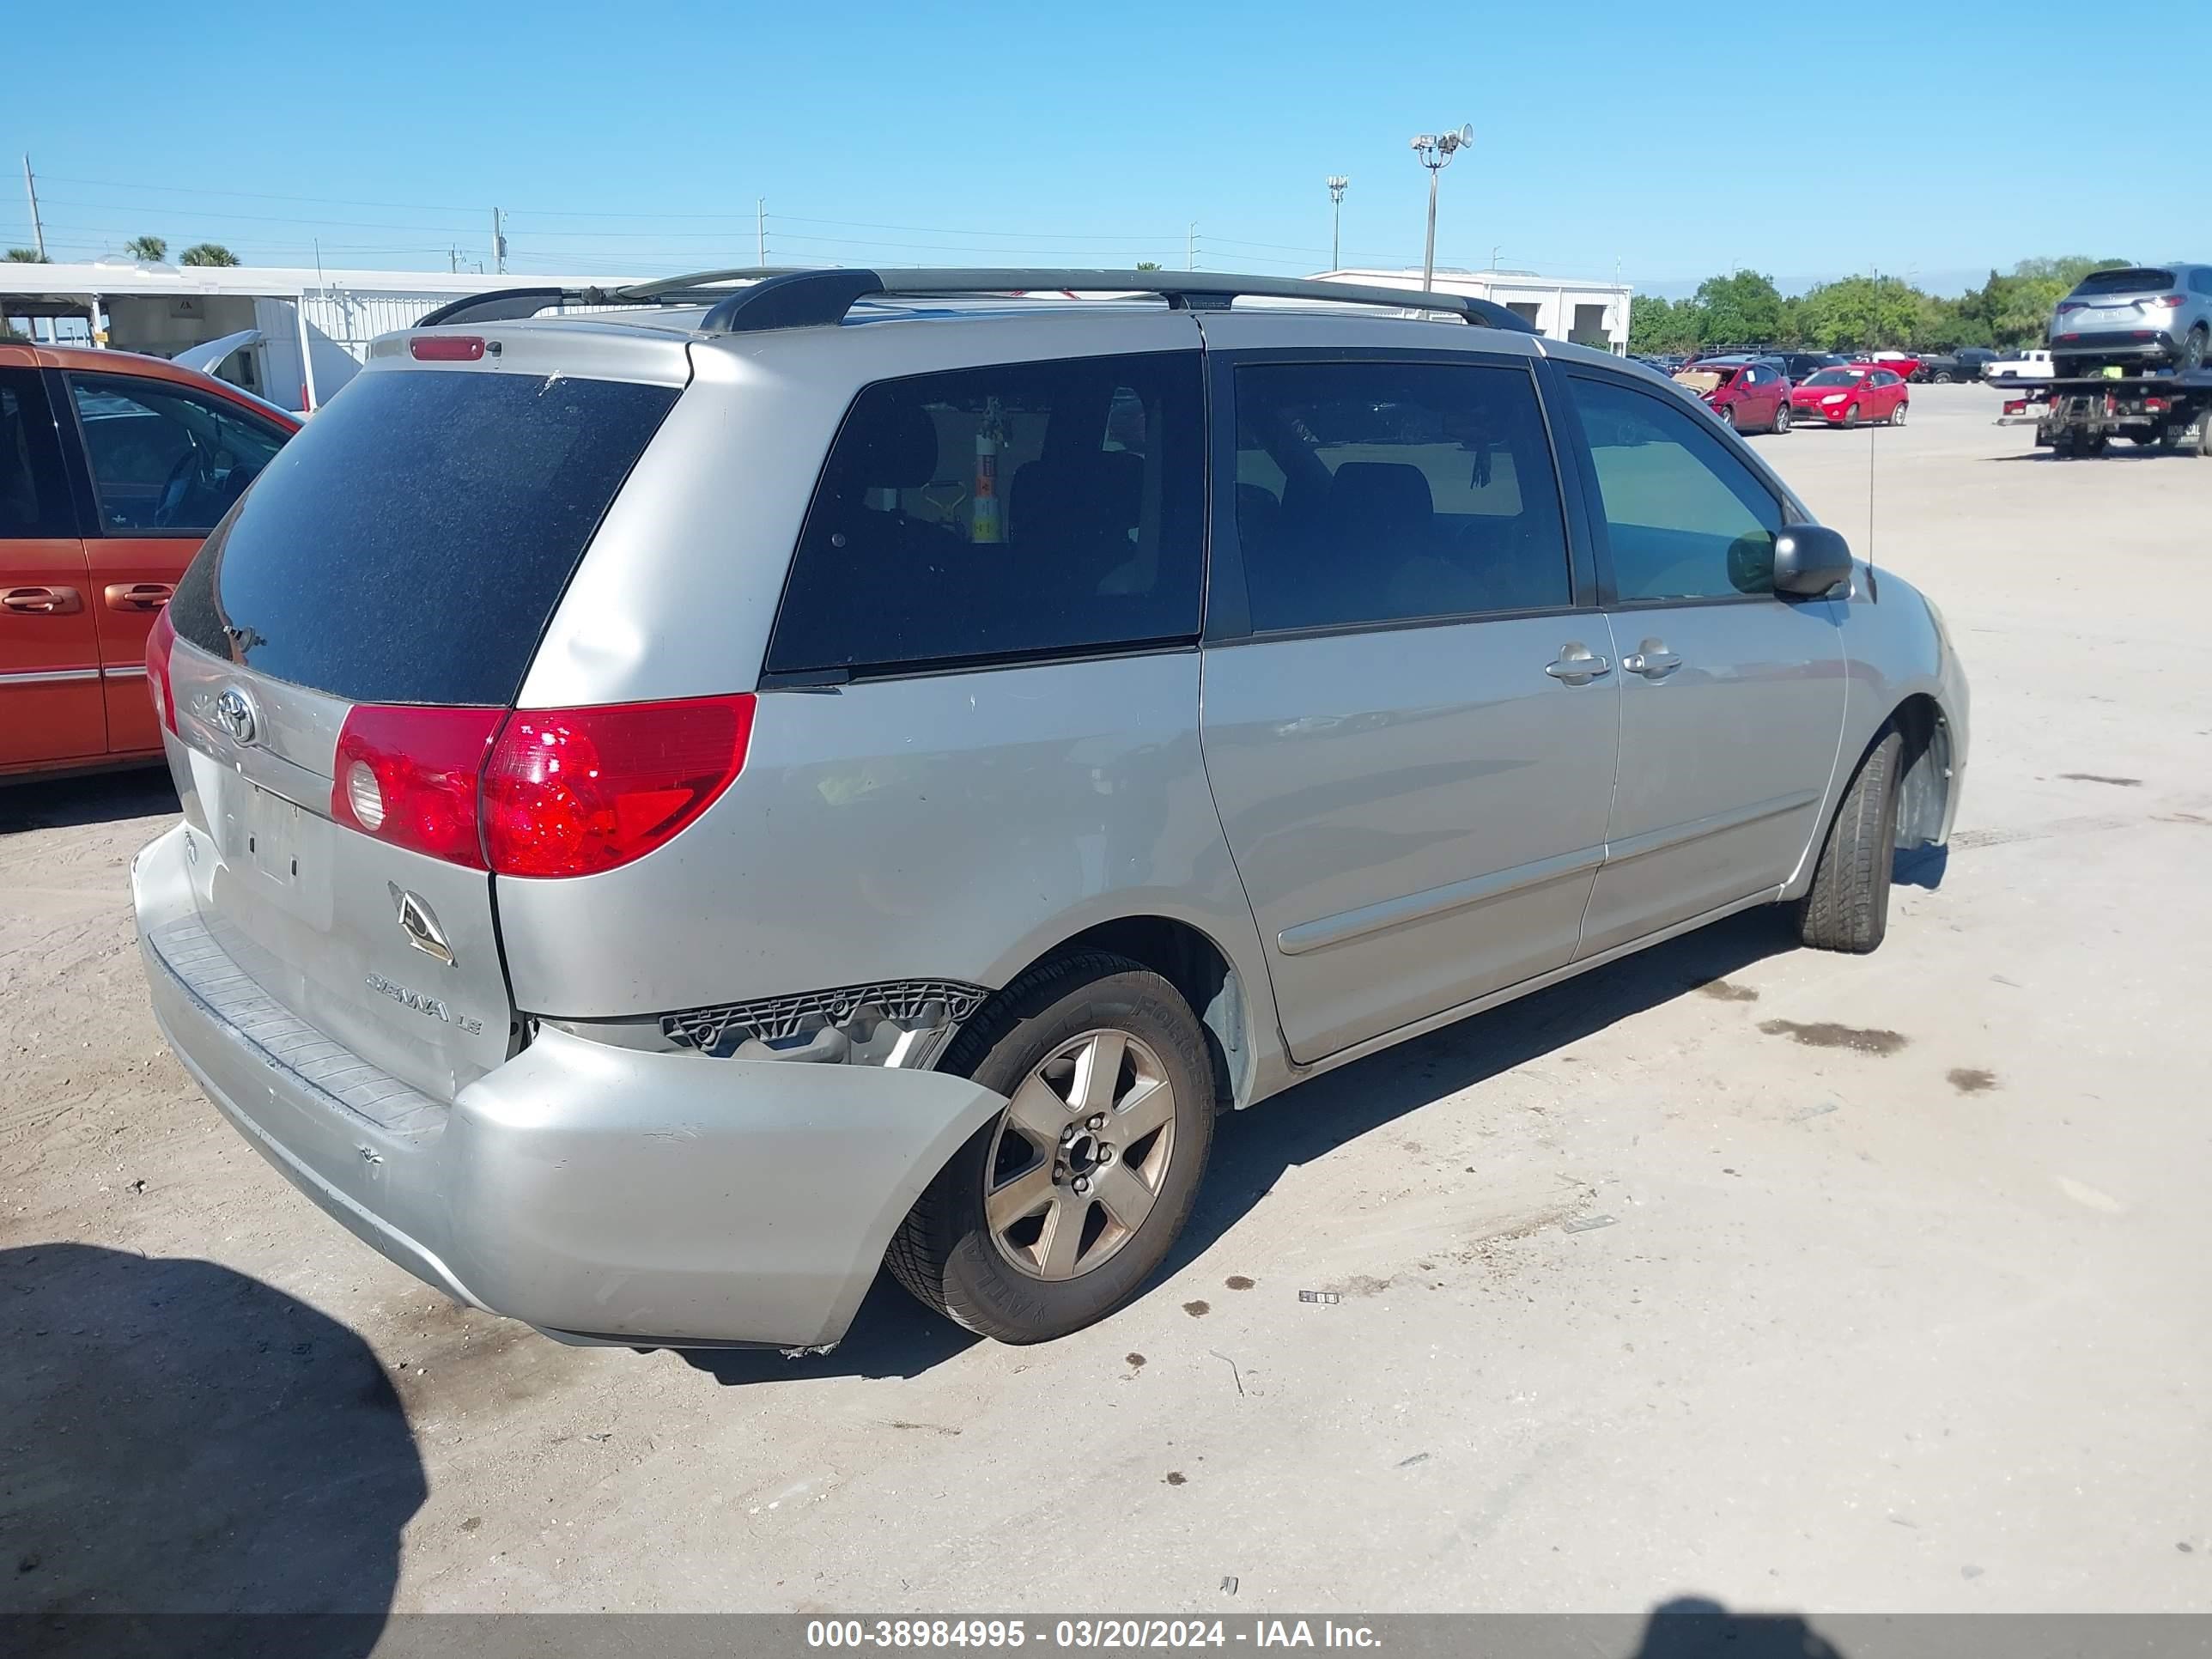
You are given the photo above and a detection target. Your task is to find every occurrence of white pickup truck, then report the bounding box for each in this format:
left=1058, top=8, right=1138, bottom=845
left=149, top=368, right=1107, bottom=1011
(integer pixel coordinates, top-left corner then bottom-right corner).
left=1984, top=348, right=2055, bottom=383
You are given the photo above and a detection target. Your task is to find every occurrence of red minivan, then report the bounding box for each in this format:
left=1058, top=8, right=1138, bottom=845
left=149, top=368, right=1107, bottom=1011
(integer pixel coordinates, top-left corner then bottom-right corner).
left=1, top=343, right=299, bottom=782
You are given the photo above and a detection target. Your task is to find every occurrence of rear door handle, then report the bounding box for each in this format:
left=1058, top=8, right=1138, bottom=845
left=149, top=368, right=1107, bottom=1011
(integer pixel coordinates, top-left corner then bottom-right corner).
left=1545, top=647, right=1612, bottom=684
left=2, top=585, right=83, bottom=616
left=1622, top=643, right=1683, bottom=679
left=104, top=582, right=174, bottom=611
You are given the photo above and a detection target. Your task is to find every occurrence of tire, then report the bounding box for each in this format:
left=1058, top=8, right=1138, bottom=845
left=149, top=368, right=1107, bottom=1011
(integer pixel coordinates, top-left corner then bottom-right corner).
left=1887, top=400, right=1906, bottom=427
left=2182, top=326, right=2209, bottom=372
left=886, top=951, right=1216, bottom=1343
left=1933, top=371, right=1955, bottom=384
left=2200, top=414, right=2212, bottom=458
left=1772, top=401, right=1792, bottom=434
left=1792, top=730, right=1903, bottom=954
left=1717, top=404, right=1736, bottom=428
left=1842, top=402, right=1861, bottom=429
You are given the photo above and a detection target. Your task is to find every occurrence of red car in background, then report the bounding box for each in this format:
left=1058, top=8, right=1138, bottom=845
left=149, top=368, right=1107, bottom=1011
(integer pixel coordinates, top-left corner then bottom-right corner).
left=1850, top=349, right=1922, bottom=380
left=2, top=343, right=301, bottom=782
left=1671, top=356, right=1794, bottom=433
left=1788, top=364, right=1911, bottom=428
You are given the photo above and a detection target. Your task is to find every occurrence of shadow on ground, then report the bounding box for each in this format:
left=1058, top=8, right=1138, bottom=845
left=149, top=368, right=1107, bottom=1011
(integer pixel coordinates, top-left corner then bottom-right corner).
left=1164, top=907, right=1795, bottom=1274
left=0, top=769, right=177, bottom=836
left=0, top=1243, right=422, bottom=1655
left=676, top=1273, right=981, bottom=1385
left=1632, top=1596, right=1845, bottom=1659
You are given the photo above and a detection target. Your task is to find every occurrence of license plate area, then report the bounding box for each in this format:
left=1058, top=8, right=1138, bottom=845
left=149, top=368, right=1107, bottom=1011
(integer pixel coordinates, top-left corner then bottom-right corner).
left=234, top=781, right=306, bottom=887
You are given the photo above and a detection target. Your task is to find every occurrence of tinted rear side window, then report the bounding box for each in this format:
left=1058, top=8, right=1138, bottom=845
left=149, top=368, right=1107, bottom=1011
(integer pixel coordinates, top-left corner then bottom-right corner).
left=766, top=352, right=1203, bottom=677
left=169, top=368, right=677, bottom=706
left=2070, top=268, right=2174, bottom=296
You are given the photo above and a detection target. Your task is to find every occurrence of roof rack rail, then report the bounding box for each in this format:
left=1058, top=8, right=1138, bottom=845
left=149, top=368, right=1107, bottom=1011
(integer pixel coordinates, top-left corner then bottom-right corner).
left=414, top=268, right=810, bottom=328
left=696, top=268, right=1540, bottom=335
left=413, top=266, right=1541, bottom=335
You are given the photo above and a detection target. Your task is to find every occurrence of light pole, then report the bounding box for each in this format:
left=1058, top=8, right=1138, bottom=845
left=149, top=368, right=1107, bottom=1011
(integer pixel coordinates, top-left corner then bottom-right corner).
left=1326, top=175, right=1348, bottom=270
left=1410, top=124, right=1471, bottom=293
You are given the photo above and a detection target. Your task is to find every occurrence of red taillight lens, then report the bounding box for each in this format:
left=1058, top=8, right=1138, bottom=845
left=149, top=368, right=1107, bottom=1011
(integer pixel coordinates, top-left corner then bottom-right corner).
left=409, top=334, right=487, bottom=361
left=2004, top=398, right=2027, bottom=415
left=2055, top=301, right=2085, bottom=315
left=481, top=696, right=753, bottom=878
left=2148, top=295, right=2185, bottom=310
left=331, top=704, right=504, bottom=868
left=145, top=606, right=178, bottom=734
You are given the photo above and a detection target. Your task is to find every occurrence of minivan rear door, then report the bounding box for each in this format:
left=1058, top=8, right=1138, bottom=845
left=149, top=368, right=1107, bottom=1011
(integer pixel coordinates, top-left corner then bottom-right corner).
left=158, top=346, right=684, bottom=1102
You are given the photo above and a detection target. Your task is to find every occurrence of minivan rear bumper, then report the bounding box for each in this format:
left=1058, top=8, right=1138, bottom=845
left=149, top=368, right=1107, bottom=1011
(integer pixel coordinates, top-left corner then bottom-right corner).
left=133, top=823, right=1007, bottom=1349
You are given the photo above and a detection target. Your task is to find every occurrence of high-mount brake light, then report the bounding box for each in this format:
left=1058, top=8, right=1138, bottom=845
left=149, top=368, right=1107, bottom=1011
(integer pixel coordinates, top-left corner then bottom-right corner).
left=410, top=335, right=488, bottom=361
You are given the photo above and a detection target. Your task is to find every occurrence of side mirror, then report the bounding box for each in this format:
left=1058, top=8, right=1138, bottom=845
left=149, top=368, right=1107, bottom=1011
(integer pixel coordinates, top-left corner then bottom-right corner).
left=1772, top=524, right=1854, bottom=596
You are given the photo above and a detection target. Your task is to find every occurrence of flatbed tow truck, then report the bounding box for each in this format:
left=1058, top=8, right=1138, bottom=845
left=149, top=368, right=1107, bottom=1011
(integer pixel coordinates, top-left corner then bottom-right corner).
left=1997, top=366, right=2212, bottom=457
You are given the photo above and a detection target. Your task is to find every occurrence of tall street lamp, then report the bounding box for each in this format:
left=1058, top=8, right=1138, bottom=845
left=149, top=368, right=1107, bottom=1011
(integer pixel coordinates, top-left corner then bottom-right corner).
left=1409, top=124, right=1472, bottom=293
left=1326, top=175, right=1348, bottom=270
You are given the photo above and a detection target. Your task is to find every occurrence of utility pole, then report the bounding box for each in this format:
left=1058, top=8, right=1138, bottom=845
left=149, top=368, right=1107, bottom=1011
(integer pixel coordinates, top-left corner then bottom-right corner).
left=22, top=155, right=46, bottom=259
left=1187, top=222, right=1196, bottom=271
left=1326, top=176, right=1348, bottom=270
left=492, top=208, right=507, bottom=275
left=757, top=198, right=766, bottom=265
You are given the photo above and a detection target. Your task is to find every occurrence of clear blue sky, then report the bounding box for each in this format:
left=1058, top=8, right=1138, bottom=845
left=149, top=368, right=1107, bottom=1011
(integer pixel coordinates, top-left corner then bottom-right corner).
left=6, top=0, right=2200, bottom=296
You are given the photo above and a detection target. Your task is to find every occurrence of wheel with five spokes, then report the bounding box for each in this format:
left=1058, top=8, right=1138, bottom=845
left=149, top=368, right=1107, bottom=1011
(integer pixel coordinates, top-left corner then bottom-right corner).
left=887, top=952, right=1215, bottom=1342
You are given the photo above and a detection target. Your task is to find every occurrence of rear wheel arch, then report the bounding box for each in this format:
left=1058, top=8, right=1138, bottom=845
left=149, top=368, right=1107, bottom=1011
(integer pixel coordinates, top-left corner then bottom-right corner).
left=979, top=915, right=1255, bottom=1111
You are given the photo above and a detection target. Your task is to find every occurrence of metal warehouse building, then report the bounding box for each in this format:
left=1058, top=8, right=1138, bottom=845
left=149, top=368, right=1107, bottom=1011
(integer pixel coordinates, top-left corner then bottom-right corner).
left=1316, top=267, right=1632, bottom=351
left=0, top=261, right=647, bottom=412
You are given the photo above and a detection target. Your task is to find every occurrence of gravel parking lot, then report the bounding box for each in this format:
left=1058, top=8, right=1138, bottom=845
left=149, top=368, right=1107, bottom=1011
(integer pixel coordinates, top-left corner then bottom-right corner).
left=3, top=383, right=2208, bottom=1620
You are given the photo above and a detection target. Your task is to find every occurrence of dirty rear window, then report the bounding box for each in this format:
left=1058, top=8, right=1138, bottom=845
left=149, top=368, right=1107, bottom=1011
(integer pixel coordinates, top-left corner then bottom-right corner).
left=169, top=369, right=678, bottom=706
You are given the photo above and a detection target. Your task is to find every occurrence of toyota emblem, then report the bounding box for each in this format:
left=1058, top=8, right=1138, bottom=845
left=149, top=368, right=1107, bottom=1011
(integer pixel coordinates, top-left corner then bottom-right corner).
left=213, top=687, right=259, bottom=746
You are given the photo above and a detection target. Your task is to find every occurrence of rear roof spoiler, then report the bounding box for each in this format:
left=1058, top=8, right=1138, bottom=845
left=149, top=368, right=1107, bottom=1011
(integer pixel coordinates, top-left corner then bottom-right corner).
left=413, top=267, right=1541, bottom=336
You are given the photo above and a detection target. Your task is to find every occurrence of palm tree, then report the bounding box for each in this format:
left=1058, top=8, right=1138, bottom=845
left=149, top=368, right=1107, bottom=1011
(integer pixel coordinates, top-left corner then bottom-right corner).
left=180, top=243, right=240, bottom=268
left=124, top=234, right=169, bottom=263
left=5, top=248, right=48, bottom=262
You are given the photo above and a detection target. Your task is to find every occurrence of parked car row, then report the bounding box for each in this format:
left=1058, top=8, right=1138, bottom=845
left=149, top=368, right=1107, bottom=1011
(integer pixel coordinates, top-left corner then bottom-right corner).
left=1668, top=353, right=1910, bottom=433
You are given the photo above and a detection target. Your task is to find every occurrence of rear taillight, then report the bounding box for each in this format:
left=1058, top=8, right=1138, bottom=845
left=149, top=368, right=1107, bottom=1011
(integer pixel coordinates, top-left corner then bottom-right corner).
left=145, top=606, right=178, bottom=734
left=2055, top=301, right=2086, bottom=315
left=2147, top=295, right=2185, bottom=310
left=482, top=696, right=754, bottom=878
left=331, top=705, right=504, bottom=867
left=328, top=695, right=754, bottom=878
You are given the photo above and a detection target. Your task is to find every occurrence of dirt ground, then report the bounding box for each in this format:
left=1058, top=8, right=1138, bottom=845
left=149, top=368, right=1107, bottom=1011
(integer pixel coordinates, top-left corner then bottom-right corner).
left=3, top=384, right=2208, bottom=1620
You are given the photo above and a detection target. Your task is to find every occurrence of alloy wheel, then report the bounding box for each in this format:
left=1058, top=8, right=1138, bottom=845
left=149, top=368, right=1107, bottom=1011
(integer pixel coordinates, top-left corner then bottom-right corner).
left=984, top=1029, right=1178, bottom=1281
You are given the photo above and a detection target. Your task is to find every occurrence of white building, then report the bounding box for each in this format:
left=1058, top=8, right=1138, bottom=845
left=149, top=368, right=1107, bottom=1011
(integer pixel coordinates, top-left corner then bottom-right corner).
left=1315, top=267, right=1632, bottom=352
left=1, top=261, right=649, bottom=412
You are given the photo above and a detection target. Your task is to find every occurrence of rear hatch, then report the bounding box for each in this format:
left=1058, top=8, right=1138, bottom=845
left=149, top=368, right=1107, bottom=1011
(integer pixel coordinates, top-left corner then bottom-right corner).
left=2057, top=268, right=2178, bottom=336
left=155, top=350, right=684, bottom=1102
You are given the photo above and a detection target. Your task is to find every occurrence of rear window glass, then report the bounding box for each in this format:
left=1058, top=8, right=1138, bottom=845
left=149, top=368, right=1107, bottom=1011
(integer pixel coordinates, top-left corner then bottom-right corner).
left=1802, top=369, right=1862, bottom=386
left=169, top=368, right=677, bottom=706
left=2069, top=268, right=2173, bottom=296
left=765, top=352, right=1203, bottom=677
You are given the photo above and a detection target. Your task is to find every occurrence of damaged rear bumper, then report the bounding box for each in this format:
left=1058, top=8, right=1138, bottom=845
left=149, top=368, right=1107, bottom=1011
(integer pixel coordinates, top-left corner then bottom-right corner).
left=133, top=823, right=1006, bottom=1349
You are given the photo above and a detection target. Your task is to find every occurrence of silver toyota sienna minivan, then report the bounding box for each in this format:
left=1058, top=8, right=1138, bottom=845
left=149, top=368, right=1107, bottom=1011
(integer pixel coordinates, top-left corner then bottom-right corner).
left=133, top=268, right=1968, bottom=1349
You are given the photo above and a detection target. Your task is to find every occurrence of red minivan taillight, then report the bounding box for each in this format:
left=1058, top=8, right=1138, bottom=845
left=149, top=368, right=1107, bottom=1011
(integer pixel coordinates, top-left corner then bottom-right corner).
left=328, top=695, right=754, bottom=878
left=331, top=704, right=504, bottom=867
left=145, top=606, right=179, bottom=733
left=482, top=696, right=754, bottom=878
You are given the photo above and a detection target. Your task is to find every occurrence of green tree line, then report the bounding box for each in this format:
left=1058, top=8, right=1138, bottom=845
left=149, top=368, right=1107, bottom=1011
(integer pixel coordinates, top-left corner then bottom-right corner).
left=1630, top=257, right=2135, bottom=355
